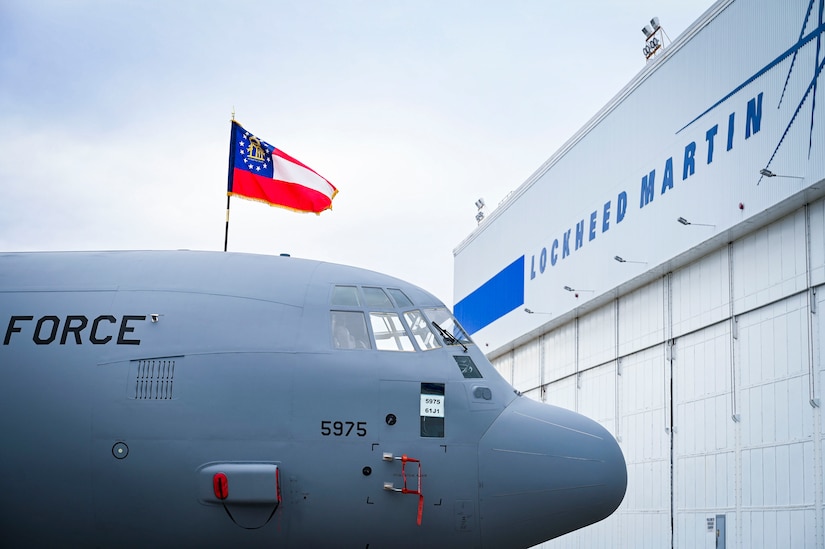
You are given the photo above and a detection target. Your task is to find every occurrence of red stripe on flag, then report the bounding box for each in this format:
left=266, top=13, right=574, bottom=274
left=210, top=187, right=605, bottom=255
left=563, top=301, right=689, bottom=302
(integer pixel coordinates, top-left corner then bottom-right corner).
left=230, top=168, right=335, bottom=213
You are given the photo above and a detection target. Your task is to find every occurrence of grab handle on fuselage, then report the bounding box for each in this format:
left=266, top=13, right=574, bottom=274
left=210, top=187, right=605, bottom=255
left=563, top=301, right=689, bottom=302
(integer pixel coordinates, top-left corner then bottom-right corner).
left=382, top=453, right=424, bottom=526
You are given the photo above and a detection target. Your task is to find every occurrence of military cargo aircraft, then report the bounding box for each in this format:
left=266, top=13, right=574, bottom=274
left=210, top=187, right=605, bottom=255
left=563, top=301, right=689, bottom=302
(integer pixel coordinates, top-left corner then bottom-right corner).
left=0, top=250, right=626, bottom=548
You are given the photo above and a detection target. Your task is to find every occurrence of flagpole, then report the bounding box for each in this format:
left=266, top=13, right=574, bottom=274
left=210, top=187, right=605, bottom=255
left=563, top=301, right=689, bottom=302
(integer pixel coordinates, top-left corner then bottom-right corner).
left=223, top=195, right=231, bottom=252
left=225, top=109, right=236, bottom=252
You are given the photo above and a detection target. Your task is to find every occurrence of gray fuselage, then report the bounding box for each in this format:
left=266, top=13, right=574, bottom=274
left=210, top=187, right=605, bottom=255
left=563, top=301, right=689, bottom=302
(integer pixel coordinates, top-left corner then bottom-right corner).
left=0, top=251, right=626, bottom=548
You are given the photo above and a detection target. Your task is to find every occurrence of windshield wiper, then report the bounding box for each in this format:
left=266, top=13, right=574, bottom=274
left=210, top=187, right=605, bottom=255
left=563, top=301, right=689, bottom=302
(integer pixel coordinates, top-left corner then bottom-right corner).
left=432, top=321, right=467, bottom=352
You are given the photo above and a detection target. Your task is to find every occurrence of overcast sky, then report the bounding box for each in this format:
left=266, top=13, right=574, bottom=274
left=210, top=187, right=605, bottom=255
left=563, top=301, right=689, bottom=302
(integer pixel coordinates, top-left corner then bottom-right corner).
left=0, top=0, right=715, bottom=305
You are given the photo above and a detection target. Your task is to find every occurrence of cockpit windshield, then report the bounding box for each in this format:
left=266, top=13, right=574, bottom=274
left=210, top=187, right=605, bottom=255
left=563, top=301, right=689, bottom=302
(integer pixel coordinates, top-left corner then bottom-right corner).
left=369, top=312, right=415, bottom=351
left=329, top=285, right=472, bottom=352
left=422, top=307, right=472, bottom=347
left=403, top=310, right=441, bottom=350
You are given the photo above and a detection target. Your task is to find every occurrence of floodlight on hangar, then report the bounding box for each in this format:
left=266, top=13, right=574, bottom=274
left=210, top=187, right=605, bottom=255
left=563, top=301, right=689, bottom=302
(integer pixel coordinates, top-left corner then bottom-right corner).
left=642, top=17, right=669, bottom=61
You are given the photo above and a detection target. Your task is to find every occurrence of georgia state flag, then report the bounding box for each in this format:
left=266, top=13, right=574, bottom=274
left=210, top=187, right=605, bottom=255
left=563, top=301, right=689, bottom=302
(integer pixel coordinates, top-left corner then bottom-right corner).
left=227, top=120, right=337, bottom=214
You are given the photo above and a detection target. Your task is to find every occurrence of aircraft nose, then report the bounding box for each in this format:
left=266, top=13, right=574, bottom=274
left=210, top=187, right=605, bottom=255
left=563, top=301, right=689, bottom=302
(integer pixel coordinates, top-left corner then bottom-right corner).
left=477, top=396, right=627, bottom=548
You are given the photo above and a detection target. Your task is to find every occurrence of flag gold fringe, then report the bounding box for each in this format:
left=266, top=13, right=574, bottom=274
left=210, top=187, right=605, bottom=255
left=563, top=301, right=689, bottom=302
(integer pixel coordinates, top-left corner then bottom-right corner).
left=227, top=191, right=337, bottom=216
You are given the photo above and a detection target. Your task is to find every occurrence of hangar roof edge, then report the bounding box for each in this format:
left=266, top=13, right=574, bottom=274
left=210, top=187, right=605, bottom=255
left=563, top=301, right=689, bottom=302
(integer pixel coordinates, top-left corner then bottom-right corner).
left=452, top=0, right=734, bottom=257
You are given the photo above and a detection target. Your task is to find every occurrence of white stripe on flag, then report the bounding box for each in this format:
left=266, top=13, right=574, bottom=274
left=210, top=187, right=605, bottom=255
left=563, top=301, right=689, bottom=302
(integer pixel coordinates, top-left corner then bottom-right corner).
left=271, top=154, right=335, bottom=198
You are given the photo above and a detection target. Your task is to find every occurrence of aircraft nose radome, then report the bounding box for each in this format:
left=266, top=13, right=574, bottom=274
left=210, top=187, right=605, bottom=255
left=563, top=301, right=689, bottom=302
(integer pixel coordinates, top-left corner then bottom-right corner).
left=477, top=397, right=627, bottom=549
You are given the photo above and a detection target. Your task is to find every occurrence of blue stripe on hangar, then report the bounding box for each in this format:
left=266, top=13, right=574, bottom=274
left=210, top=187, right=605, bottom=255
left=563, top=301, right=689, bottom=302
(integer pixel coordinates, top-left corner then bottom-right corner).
left=454, top=256, right=525, bottom=335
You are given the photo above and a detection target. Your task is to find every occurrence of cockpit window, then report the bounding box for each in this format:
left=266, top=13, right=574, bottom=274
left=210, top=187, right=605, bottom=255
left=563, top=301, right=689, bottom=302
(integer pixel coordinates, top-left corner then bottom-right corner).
left=331, top=286, right=361, bottom=307
left=423, top=307, right=472, bottom=346
left=363, top=287, right=393, bottom=308
left=369, top=312, right=415, bottom=352
left=387, top=288, right=413, bottom=308
left=403, top=310, right=441, bottom=350
left=330, top=285, right=461, bottom=352
left=331, top=311, right=371, bottom=349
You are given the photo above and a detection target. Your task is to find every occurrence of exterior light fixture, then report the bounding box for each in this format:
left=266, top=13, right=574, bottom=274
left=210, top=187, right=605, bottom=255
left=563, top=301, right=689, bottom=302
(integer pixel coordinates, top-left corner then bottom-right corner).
left=475, top=198, right=486, bottom=225
left=758, top=168, right=804, bottom=184
left=614, top=256, right=647, bottom=265
left=564, top=286, right=593, bottom=298
left=564, top=286, right=593, bottom=293
left=524, top=308, right=552, bottom=315
left=677, top=217, right=715, bottom=228
left=642, top=16, right=667, bottom=60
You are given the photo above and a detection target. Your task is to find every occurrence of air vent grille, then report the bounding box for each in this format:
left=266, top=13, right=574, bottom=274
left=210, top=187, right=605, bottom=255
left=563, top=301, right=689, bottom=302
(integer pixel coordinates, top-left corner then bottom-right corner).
left=134, top=358, right=175, bottom=400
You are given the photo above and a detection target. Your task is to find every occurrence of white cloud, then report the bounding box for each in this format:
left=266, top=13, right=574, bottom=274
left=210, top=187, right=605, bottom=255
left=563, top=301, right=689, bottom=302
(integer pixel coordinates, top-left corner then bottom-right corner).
left=0, top=0, right=715, bottom=304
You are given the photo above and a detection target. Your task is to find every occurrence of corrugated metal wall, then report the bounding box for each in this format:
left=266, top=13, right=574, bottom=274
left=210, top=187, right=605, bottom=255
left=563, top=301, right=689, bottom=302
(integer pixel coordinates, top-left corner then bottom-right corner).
left=497, top=198, right=825, bottom=548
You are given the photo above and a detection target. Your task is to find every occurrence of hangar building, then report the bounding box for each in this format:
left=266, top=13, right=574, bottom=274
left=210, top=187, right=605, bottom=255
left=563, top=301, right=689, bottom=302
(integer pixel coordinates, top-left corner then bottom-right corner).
left=453, top=0, right=825, bottom=546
